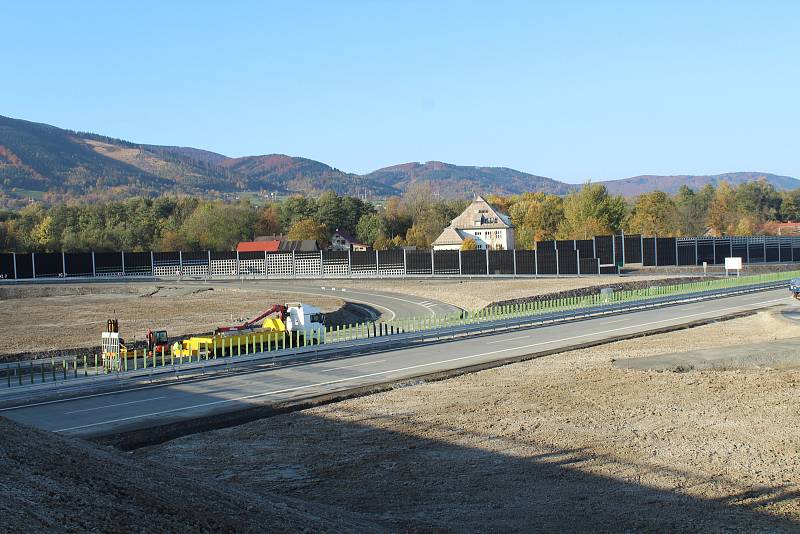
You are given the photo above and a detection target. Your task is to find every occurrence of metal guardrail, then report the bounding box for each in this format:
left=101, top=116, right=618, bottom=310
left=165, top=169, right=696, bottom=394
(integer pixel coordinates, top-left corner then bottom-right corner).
left=0, top=277, right=789, bottom=405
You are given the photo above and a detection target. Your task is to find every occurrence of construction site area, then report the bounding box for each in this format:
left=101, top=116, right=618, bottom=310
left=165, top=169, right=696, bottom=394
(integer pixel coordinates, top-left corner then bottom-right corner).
left=2, top=272, right=799, bottom=531
left=0, top=282, right=357, bottom=362
left=0, top=272, right=738, bottom=361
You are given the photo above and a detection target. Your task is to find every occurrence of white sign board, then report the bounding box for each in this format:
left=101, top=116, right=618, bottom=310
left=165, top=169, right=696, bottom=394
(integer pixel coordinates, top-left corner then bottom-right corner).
left=725, top=257, right=742, bottom=270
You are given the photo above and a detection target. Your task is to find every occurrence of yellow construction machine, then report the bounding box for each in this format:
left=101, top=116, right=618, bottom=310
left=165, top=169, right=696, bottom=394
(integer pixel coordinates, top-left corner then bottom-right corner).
left=171, top=302, right=325, bottom=358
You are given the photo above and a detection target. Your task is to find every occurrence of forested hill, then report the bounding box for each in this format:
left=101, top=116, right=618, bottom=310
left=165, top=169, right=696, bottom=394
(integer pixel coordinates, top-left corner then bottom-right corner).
left=0, top=115, right=398, bottom=203
left=1, top=114, right=799, bottom=206
left=600, top=172, right=800, bottom=196
left=364, top=161, right=574, bottom=197
left=0, top=114, right=572, bottom=205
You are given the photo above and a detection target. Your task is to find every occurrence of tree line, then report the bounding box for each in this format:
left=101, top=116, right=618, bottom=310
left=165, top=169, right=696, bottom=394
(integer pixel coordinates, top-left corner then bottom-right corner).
left=1, top=181, right=799, bottom=253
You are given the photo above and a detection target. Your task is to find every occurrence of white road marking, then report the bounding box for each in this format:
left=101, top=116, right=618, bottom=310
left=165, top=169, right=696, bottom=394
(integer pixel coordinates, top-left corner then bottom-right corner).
left=602, top=317, right=632, bottom=324
left=51, top=295, right=786, bottom=434
left=486, top=335, right=531, bottom=344
left=64, top=396, right=166, bottom=414
left=320, top=360, right=386, bottom=372
left=322, top=288, right=440, bottom=317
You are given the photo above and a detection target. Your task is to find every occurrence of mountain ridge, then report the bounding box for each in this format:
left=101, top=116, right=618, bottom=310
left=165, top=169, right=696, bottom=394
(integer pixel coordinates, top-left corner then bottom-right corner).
left=598, top=172, right=800, bottom=196
left=1, top=114, right=798, bottom=204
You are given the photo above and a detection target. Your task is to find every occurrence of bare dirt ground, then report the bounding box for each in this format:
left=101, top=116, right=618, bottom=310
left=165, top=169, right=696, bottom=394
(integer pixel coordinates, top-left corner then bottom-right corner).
left=143, top=310, right=800, bottom=531
left=0, top=283, right=346, bottom=359
left=0, top=417, right=382, bottom=533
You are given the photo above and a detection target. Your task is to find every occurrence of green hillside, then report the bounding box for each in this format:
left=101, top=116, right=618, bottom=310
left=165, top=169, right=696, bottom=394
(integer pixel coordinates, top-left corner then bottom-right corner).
left=0, top=116, right=169, bottom=198
left=365, top=161, right=574, bottom=197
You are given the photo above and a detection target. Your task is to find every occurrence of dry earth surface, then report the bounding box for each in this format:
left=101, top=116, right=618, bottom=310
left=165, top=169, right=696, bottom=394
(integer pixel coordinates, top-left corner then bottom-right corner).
left=142, top=310, right=800, bottom=531
left=0, top=283, right=346, bottom=360
left=0, top=418, right=383, bottom=533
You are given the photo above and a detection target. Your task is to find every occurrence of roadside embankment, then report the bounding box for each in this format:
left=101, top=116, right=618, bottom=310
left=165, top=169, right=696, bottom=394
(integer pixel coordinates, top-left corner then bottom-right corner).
left=141, top=309, right=800, bottom=531
left=0, top=417, right=384, bottom=532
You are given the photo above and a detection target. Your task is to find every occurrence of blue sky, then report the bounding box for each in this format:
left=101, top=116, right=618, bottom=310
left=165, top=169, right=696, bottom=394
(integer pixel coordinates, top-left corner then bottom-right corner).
left=2, top=1, right=798, bottom=183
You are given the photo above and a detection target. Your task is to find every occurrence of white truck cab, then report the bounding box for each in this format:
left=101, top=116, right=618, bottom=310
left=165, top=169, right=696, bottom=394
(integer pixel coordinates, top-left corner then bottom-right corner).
left=285, top=302, right=326, bottom=339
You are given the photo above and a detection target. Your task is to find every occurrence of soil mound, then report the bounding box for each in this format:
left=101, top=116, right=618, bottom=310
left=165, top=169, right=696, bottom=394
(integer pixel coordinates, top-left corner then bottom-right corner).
left=0, top=417, right=382, bottom=532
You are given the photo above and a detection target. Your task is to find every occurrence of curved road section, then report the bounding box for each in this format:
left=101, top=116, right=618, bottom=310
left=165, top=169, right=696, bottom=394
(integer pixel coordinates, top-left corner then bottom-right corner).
left=1, top=288, right=788, bottom=438
left=244, top=280, right=462, bottom=320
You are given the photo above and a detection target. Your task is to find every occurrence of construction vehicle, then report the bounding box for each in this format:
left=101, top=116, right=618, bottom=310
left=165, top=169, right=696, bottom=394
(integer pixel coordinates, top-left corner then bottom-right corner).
left=101, top=320, right=170, bottom=365
left=102, top=302, right=325, bottom=364
left=790, top=278, right=800, bottom=299
left=146, top=329, right=169, bottom=357
left=171, top=302, right=326, bottom=358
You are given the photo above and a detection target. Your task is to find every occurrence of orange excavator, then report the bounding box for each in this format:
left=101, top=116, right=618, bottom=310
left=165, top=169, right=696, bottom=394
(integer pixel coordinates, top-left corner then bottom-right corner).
left=146, top=328, right=169, bottom=357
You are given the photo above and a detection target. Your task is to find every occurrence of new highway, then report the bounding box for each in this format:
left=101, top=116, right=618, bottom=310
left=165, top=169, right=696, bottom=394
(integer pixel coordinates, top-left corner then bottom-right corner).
left=1, top=287, right=789, bottom=438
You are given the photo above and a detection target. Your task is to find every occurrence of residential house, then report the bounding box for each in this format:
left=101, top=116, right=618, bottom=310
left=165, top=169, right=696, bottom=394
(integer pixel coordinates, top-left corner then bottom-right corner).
left=279, top=240, right=320, bottom=252
left=432, top=195, right=515, bottom=250
left=331, top=228, right=369, bottom=251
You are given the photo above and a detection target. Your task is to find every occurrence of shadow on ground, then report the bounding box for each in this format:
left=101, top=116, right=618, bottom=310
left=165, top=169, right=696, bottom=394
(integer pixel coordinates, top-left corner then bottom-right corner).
left=140, top=404, right=800, bottom=532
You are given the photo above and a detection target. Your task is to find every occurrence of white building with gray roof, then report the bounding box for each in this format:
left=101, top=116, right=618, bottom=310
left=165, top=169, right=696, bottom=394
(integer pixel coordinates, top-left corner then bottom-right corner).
left=432, top=195, right=515, bottom=251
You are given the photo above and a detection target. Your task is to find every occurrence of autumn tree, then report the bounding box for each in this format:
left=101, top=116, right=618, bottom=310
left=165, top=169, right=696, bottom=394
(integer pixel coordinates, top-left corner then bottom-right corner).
left=404, top=224, right=432, bottom=248
left=180, top=201, right=256, bottom=251
left=372, top=235, right=393, bottom=250
left=734, top=180, right=781, bottom=223
left=253, top=205, right=281, bottom=236
left=508, top=192, right=564, bottom=248
left=355, top=213, right=387, bottom=247
left=382, top=196, right=413, bottom=239
left=287, top=218, right=329, bottom=244
left=557, top=183, right=626, bottom=239
left=279, top=195, right=317, bottom=230
left=675, top=185, right=713, bottom=236
left=780, top=189, right=800, bottom=221
left=460, top=237, right=478, bottom=250
left=706, top=182, right=739, bottom=236
left=485, top=194, right=512, bottom=215
left=625, top=191, right=680, bottom=236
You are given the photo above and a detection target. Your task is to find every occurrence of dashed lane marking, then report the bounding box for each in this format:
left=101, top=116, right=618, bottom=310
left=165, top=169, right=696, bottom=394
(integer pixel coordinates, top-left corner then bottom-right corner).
left=51, top=296, right=784, bottom=433
left=64, top=396, right=166, bottom=414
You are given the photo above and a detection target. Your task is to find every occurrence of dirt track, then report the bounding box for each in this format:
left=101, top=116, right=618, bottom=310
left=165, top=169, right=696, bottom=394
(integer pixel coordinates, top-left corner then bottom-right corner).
left=143, top=310, right=800, bottom=531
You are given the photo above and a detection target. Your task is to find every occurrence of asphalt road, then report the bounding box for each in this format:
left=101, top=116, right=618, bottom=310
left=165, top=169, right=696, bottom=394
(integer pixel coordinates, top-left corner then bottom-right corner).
left=2, top=288, right=789, bottom=438
left=224, top=279, right=462, bottom=320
